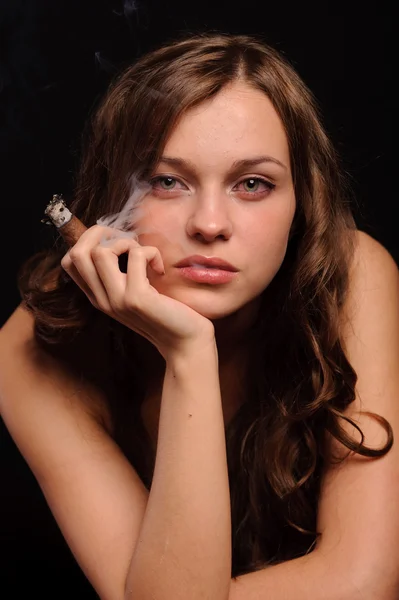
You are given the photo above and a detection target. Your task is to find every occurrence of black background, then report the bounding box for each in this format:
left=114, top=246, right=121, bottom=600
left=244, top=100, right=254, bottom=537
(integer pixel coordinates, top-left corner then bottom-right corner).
left=0, top=1, right=395, bottom=597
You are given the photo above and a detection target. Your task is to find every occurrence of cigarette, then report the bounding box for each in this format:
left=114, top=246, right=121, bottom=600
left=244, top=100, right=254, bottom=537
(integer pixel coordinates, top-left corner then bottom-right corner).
left=42, top=194, right=128, bottom=272
left=42, top=194, right=87, bottom=246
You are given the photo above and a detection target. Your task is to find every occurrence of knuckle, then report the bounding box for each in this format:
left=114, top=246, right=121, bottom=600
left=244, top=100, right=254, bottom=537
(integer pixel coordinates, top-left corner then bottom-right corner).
left=92, top=224, right=107, bottom=235
left=96, top=299, right=110, bottom=313
left=108, top=300, right=121, bottom=314
left=90, top=298, right=101, bottom=310
left=98, top=225, right=116, bottom=238
left=92, top=293, right=110, bottom=312
left=68, top=247, right=81, bottom=261
left=124, top=295, right=142, bottom=312
left=91, top=244, right=105, bottom=259
left=109, top=297, right=126, bottom=314
left=60, top=254, right=70, bottom=269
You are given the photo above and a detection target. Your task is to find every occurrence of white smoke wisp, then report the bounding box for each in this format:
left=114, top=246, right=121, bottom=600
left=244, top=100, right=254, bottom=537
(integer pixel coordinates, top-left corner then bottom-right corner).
left=96, top=173, right=151, bottom=246
left=112, top=0, right=139, bottom=18
left=95, top=171, right=184, bottom=255
left=123, top=0, right=139, bottom=18
left=94, top=51, right=117, bottom=74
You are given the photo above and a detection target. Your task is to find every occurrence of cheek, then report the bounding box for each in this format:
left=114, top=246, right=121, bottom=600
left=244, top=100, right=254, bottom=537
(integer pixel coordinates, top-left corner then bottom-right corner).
left=247, top=203, right=293, bottom=255
left=245, top=210, right=294, bottom=281
left=135, top=207, right=180, bottom=249
left=252, top=226, right=290, bottom=259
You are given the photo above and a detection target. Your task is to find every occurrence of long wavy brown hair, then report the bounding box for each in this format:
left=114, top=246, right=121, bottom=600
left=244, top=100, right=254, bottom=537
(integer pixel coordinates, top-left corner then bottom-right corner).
left=17, top=32, right=393, bottom=578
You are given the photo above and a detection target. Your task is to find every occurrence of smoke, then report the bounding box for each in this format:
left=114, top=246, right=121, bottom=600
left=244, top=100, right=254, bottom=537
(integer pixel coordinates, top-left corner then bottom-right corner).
left=94, top=51, right=117, bottom=74
left=96, top=173, right=152, bottom=244
left=112, top=0, right=138, bottom=17
left=95, top=1, right=141, bottom=74
left=112, top=0, right=141, bottom=32
left=95, top=171, right=181, bottom=256
left=122, top=0, right=139, bottom=19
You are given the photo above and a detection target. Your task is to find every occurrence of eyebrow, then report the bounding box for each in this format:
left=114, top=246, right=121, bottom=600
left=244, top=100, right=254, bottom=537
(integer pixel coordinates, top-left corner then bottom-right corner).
left=158, top=155, right=288, bottom=172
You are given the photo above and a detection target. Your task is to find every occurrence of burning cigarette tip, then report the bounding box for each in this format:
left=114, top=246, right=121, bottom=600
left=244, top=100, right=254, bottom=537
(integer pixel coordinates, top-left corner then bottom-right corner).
left=41, top=193, right=128, bottom=271
left=42, top=194, right=73, bottom=228
left=42, top=194, right=87, bottom=247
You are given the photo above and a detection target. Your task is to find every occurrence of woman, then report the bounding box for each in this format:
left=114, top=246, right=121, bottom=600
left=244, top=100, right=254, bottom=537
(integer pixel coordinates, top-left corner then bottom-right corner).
left=1, top=32, right=398, bottom=599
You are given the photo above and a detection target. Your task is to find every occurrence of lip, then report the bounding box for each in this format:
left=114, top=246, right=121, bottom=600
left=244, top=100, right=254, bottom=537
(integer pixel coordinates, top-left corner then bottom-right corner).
left=174, top=255, right=238, bottom=272
left=177, top=266, right=238, bottom=284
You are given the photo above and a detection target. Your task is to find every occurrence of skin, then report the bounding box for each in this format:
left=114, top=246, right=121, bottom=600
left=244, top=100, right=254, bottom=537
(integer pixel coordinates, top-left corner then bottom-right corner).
left=134, top=81, right=296, bottom=417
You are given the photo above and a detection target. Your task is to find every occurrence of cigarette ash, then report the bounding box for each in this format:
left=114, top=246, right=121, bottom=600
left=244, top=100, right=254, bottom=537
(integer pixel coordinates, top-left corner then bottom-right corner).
left=42, top=194, right=73, bottom=228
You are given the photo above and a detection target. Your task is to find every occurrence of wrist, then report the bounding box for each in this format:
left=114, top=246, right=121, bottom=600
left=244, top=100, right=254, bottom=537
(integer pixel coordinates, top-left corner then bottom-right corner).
left=165, top=335, right=218, bottom=372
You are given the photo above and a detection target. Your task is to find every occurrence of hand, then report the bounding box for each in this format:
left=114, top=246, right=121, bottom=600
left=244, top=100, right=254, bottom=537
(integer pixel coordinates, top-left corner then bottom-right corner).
left=60, top=225, right=215, bottom=360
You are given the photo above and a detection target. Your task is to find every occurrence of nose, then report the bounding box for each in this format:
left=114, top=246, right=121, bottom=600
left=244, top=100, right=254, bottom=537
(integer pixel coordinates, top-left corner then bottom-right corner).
left=186, top=191, right=233, bottom=243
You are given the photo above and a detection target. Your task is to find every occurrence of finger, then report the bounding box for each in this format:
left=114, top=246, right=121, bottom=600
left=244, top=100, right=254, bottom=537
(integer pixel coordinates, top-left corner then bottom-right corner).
left=61, top=226, right=141, bottom=312
left=89, top=242, right=128, bottom=304
left=62, top=248, right=111, bottom=312
left=64, top=225, right=138, bottom=308
left=97, top=235, right=164, bottom=274
left=89, top=238, right=162, bottom=307
left=125, top=245, right=165, bottom=298
left=61, top=253, right=102, bottom=309
left=68, top=224, right=137, bottom=251
left=91, top=237, right=153, bottom=302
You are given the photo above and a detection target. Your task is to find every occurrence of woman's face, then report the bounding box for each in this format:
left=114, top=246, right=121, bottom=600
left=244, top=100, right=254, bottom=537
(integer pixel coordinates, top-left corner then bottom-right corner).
left=136, top=81, right=296, bottom=324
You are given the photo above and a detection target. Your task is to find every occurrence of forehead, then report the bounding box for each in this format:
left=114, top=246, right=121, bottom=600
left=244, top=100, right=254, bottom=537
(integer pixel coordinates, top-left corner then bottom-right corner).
left=163, top=82, right=290, bottom=167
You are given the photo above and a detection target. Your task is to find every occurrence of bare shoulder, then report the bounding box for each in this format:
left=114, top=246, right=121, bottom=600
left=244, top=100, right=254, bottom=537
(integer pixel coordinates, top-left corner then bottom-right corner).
left=343, top=229, right=399, bottom=327
left=316, top=231, right=399, bottom=594
left=0, top=303, right=113, bottom=432
left=338, top=227, right=399, bottom=425
left=352, top=229, right=398, bottom=272
left=1, top=302, right=34, bottom=340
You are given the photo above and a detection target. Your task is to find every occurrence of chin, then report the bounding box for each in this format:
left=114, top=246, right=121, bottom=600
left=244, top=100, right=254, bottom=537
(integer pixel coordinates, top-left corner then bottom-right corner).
left=183, top=299, right=239, bottom=320
left=149, top=274, right=260, bottom=319
left=166, top=288, right=249, bottom=321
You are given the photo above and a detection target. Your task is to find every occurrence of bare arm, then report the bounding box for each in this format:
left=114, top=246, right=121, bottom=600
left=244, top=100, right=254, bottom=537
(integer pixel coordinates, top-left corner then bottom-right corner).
left=125, top=340, right=232, bottom=600
left=0, top=304, right=149, bottom=600
left=228, top=232, right=399, bottom=599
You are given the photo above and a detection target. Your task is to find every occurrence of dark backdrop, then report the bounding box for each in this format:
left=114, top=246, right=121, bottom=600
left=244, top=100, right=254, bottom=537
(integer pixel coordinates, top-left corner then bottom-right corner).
left=0, top=1, right=394, bottom=597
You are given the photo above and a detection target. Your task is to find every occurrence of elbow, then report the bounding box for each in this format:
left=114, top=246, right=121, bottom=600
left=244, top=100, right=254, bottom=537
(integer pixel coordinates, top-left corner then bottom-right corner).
left=315, top=548, right=397, bottom=600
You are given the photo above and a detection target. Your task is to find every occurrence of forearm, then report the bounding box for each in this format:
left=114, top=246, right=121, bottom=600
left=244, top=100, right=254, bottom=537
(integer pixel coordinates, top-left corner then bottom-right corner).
left=125, top=339, right=232, bottom=600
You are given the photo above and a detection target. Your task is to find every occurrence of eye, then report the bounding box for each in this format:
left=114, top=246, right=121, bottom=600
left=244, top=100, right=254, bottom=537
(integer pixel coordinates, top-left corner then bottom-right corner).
left=149, top=175, right=276, bottom=198
left=236, top=177, right=276, bottom=196
left=150, top=176, right=180, bottom=191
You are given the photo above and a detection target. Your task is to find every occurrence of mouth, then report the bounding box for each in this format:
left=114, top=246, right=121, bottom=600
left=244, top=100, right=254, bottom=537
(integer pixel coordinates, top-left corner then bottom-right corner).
left=176, top=265, right=238, bottom=284
left=174, top=255, right=238, bottom=272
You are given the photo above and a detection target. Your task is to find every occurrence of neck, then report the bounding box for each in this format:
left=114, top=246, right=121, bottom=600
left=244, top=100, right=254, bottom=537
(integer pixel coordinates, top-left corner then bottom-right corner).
left=212, top=296, right=260, bottom=360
